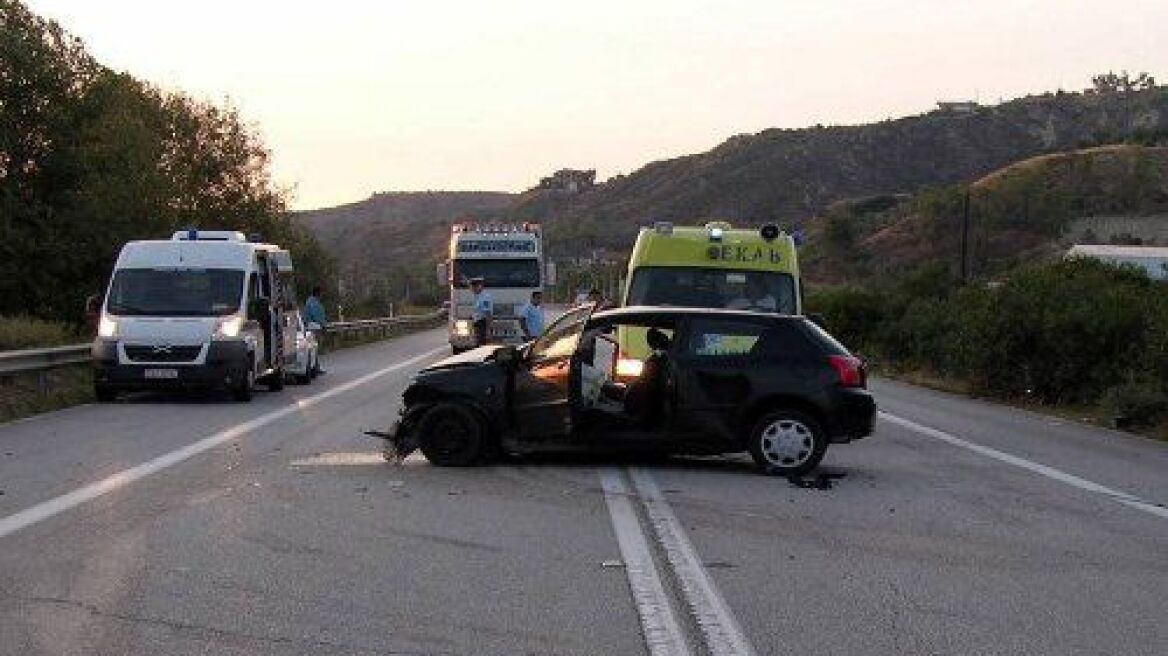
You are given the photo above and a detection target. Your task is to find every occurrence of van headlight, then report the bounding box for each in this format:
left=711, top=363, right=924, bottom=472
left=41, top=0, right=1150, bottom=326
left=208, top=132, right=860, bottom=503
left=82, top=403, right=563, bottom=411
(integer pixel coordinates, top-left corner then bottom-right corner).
left=98, top=316, right=118, bottom=338
left=454, top=320, right=472, bottom=337
left=214, top=316, right=244, bottom=339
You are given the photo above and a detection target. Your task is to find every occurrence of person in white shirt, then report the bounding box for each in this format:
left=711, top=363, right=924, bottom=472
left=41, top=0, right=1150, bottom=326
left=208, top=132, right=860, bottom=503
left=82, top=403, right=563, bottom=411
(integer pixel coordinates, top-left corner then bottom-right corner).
left=518, top=291, right=545, bottom=340
left=470, top=278, right=493, bottom=346
left=727, top=277, right=777, bottom=312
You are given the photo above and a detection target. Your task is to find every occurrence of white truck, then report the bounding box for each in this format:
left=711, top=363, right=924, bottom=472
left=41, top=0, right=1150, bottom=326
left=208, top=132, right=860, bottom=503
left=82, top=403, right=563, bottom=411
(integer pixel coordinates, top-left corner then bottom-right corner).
left=438, top=223, right=552, bottom=353
left=92, top=230, right=298, bottom=402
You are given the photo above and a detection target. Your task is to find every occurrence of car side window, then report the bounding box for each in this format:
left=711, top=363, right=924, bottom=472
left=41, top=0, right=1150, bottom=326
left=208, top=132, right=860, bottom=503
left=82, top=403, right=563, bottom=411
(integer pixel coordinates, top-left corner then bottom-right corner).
left=683, top=319, right=766, bottom=358
left=528, top=307, right=591, bottom=362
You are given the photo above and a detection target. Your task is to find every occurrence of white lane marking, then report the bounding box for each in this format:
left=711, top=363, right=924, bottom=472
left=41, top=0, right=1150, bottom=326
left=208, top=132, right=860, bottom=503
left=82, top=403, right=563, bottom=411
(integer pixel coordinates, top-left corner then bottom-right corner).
left=599, top=468, right=693, bottom=656
left=629, top=468, right=757, bottom=656
left=0, top=346, right=448, bottom=539
left=880, top=411, right=1168, bottom=520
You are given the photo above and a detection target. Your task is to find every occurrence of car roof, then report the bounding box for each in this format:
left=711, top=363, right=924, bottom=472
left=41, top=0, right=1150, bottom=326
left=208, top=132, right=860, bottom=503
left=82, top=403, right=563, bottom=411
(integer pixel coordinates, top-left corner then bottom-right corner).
left=591, top=305, right=809, bottom=323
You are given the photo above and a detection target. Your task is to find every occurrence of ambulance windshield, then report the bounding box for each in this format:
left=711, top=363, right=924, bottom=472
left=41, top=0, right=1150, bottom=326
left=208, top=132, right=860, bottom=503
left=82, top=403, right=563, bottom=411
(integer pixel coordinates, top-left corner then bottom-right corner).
left=107, top=268, right=245, bottom=316
left=626, top=267, right=797, bottom=314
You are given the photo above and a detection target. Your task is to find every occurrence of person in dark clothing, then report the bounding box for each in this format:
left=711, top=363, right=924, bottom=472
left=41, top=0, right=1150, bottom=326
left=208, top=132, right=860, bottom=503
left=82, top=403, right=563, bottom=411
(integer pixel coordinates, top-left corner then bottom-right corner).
left=624, top=327, right=671, bottom=427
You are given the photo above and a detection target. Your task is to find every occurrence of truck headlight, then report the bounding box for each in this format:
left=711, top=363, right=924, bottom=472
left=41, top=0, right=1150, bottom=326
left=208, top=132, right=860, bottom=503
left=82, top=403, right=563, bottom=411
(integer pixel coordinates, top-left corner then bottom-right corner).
left=454, top=320, right=471, bottom=337
left=214, top=316, right=244, bottom=339
left=98, top=316, right=118, bottom=338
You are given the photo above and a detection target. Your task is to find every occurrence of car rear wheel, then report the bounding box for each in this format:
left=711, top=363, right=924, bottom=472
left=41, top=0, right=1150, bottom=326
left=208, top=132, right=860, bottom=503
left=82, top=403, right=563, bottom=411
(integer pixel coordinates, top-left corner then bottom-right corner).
left=418, top=403, right=485, bottom=467
left=748, top=410, right=827, bottom=476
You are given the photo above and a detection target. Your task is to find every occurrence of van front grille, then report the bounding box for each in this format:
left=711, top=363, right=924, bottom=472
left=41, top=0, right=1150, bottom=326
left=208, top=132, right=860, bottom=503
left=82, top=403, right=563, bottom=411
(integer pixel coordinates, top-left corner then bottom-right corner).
left=124, top=344, right=202, bottom=363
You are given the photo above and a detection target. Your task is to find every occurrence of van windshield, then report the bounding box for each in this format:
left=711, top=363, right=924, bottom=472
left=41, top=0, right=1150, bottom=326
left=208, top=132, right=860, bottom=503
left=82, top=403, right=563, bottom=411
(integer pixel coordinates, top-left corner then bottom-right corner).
left=107, top=268, right=245, bottom=317
left=626, top=267, right=797, bottom=314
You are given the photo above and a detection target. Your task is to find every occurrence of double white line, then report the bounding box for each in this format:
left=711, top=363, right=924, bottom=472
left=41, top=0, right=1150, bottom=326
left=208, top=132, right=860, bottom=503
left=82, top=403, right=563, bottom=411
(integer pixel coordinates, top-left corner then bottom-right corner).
left=601, top=468, right=757, bottom=656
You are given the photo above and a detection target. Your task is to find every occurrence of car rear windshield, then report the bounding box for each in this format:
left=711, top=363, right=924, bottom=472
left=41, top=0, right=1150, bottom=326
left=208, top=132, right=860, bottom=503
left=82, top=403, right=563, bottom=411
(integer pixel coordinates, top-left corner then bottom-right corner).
left=627, top=267, right=797, bottom=314
left=452, top=258, right=541, bottom=289
left=800, top=319, right=853, bottom=356
left=107, top=268, right=244, bottom=316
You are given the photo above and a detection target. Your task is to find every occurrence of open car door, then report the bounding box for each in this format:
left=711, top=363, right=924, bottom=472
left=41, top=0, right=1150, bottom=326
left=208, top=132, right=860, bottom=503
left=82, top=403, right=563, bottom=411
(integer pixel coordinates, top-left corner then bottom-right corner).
left=511, top=305, right=594, bottom=441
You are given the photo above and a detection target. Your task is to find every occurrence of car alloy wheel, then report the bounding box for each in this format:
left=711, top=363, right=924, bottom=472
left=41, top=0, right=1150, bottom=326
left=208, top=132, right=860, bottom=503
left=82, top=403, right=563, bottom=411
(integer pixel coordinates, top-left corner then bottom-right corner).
left=748, top=409, right=827, bottom=476
left=760, top=419, right=814, bottom=468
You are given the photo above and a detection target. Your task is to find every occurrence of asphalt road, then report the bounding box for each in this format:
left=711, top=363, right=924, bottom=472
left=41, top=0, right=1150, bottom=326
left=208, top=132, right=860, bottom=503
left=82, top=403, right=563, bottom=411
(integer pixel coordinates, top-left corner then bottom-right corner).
left=0, top=329, right=1164, bottom=655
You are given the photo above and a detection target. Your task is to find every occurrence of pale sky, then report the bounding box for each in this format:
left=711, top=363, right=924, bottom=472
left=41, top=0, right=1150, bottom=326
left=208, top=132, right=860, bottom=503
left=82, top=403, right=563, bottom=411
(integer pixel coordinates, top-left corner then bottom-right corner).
left=23, top=0, right=1168, bottom=210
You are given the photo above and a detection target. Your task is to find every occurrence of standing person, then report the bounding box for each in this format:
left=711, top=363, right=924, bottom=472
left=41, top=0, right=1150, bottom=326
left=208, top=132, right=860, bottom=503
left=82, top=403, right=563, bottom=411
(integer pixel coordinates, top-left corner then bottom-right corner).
left=83, top=292, right=102, bottom=335
left=470, top=277, right=493, bottom=347
left=304, top=285, right=328, bottom=373
left=588, top=288, right=615, bottom=311
left=518, top=290, right=545, bottom=341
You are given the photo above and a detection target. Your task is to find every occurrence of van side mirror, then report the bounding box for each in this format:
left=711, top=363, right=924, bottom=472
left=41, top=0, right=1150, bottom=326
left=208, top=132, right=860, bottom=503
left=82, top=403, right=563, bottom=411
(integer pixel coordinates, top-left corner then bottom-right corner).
left=807, top=312, right=827, bottom=329
left=436, top=262, right=448, bottom=287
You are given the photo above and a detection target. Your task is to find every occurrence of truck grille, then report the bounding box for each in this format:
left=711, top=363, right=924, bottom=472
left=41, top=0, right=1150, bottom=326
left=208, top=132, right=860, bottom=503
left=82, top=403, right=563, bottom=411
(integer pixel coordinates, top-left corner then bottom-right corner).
left=124, top=344, right=203, bottom=363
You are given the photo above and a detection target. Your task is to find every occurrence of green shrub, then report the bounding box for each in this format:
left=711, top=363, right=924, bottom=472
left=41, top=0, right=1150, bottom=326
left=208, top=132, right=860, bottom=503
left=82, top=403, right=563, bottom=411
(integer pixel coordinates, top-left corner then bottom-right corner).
left=810, top=257, right=1167, bottom=418
left=1101, top=381, right=1168, bottom=427
left=0, top=316, right=82, bottom=350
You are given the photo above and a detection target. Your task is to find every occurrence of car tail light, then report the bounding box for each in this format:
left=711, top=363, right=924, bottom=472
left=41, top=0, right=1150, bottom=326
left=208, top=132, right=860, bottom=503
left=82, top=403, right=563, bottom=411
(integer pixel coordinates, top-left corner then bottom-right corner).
left=828, top=355, right=866, bottom=388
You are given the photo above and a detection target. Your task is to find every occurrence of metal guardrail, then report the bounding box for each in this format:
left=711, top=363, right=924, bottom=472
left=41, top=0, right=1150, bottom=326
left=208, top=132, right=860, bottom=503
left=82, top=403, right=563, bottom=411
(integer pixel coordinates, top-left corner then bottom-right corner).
left=0, top=310, right=447, bottom=377
left=0, top=344, right=92, bottom=377
left=323, top=311, right=447, bottom=340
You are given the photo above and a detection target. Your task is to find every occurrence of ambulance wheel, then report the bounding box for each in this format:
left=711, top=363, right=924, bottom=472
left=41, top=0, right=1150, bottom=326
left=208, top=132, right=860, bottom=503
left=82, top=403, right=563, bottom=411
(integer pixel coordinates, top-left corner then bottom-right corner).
left=94, top=384, right=117, bottom=403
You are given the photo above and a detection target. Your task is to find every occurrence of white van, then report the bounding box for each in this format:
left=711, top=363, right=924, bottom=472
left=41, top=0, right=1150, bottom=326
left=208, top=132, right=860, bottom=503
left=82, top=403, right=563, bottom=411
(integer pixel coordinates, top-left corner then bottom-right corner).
left=92, top=230, right=297, bottom=402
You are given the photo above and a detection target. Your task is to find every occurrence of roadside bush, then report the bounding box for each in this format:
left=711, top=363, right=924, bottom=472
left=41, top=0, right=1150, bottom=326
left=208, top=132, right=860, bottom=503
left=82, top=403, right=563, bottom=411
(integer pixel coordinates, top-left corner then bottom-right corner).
left=805, top=286, right=886, bottom=354
left=810, top=257, right=1167, bottom=421
left=1100, top=381, right=1168, bottom=427
left=0, top=315, right=82, bottom=350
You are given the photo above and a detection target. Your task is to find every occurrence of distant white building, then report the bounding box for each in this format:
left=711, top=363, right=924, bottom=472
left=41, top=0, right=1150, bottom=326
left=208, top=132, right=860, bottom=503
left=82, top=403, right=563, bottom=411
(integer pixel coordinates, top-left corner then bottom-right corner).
left=937, top=100, right=979, bottom=114
left=1066, top=245, right=1168, bottom=281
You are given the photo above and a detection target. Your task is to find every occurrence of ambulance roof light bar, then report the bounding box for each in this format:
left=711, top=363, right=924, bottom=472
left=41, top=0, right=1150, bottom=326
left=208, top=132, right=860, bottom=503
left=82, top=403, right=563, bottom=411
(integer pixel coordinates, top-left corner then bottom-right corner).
left=172, top=229, right=247, bottom=242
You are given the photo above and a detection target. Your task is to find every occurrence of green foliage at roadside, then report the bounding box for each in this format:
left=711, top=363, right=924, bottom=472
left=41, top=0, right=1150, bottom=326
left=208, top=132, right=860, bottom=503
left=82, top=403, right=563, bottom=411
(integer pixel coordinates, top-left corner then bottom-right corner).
left=0, top=315, right=82, bottom=350
left=808, top=258, right=1168, bottom=428
left=0, top=0, right=333, bottom=325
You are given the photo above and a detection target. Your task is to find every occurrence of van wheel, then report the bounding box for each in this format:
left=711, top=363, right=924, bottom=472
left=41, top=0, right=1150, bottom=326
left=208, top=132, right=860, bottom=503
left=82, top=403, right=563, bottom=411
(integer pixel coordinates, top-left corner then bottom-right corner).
left=266, top=367, right=285, bottom=392
left=748, top=410, right=827, bottom=476
left=233, top=360, right=255, bottom=402
left=418, top=403, right=485, bottom=466
left=94, top=384, right=117, bottom=403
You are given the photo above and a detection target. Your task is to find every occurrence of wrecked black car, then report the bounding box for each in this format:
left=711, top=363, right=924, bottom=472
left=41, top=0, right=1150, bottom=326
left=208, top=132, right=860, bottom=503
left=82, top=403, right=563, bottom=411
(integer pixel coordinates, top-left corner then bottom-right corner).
left=379, top=306, right=875, bottom=476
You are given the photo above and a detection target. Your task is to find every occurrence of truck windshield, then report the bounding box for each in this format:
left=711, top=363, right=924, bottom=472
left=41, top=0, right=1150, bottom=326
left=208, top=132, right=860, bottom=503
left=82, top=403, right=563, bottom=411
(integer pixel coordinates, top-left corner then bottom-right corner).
left=107, top=268, right=245, bottom=316
left=626, top=267, right=797, bottom=314
left=452, top=259, right=541, bottom=288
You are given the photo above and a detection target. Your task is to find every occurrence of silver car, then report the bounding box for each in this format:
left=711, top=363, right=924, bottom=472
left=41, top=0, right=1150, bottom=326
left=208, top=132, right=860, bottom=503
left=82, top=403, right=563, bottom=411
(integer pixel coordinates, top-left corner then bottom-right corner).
left=286, top=312, right=321, bottom=384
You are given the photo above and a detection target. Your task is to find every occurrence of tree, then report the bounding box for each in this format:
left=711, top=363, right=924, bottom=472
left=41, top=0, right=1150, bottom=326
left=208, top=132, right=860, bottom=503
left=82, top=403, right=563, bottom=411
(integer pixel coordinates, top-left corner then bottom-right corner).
left=0, top=0, right=333, bottom=321
left=1090, top=70, right=1157, bottom=94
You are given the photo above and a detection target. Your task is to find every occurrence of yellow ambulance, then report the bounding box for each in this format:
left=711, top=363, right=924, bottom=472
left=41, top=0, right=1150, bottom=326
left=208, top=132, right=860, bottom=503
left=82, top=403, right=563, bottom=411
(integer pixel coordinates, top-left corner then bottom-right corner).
left=615, top=221, right=802, bottom=371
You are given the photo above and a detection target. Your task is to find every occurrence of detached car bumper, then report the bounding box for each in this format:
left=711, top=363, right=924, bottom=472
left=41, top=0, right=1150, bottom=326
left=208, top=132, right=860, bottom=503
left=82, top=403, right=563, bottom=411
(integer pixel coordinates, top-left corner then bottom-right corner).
left=92, top=340, right=250, bottom=391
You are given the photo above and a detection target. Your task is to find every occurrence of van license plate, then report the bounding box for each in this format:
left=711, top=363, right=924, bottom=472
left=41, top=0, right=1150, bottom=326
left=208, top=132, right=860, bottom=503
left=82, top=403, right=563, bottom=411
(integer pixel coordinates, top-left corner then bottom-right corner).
left=144, top=368, right=178, bottom=379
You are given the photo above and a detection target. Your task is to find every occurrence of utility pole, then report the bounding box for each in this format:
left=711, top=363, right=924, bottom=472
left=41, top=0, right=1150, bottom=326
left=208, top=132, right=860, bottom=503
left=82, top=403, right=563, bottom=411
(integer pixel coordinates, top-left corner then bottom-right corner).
left=960, top=189, right=971, bottom=283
